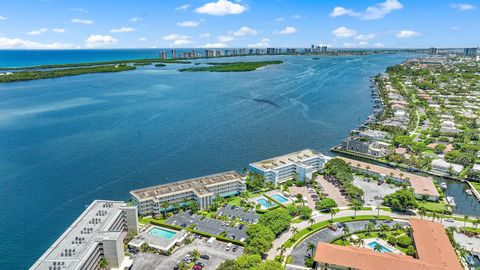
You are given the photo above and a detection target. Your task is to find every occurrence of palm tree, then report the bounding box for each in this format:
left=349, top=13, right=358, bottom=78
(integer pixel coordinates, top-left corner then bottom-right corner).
left=277, top=246, right=286, bottom=256
left=329, top=208, right=337, bottom=221
left=307, top=242, right=316, bottom=257
left=432, top=212, right=437, bottom=221
left=474, top=217, right=480, bottom=229
left=365, top=222, right=375, bottom=235
left=375, top=205, right=381, bottom=217
left=181, top=198, right=189, bottom=211
left=191, top=249, right=200, bottom=261
left=343, top=226, right=350, bottom=242
left=309, top=218, right=315, bottom=229
left=290, top=226, right=299, bottom=240
left=161, top=202, right=169, bottom=218
left=172, top=202, right=180, bottom=214
left=351, top=199, right=363, bottom=219
left=366, top=165, right=371, bottom=171
left=358, top=238, right=365, bottom=247
left=464, top=215, right=469, bottom=231
left=373, top=243, right=383, bottom=253
left=418, top=207, right=427, bottom=220
left=97, top=258, right=109, bottom=270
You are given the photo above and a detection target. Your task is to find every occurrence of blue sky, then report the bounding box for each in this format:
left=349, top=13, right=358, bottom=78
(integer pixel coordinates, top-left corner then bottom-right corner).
left=0, top=0, right=478, bottom=49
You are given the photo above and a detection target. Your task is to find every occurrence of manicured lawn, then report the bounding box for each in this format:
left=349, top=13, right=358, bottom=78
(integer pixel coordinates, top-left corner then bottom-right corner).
left=139, top=216, right=165, bottom=224
left=417, top=200, right=449, bottom=213
left=283, top=215, right=391, bottom=248
left=470, top=181, right=480, bottom=194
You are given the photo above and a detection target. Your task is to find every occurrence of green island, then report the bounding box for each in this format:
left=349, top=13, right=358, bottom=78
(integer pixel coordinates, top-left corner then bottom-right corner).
left=178, top=60, right=283, bottom=72
left=0, top=58, right=191, bottom=71
left=0, top=64, right=136, bottom=83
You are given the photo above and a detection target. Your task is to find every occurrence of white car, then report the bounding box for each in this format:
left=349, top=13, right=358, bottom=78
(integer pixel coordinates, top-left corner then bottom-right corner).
left=445, top=218, right=454, bottom=222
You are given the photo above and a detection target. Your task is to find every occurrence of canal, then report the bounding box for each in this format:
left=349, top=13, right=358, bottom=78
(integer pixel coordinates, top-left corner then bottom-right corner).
left=438, top=178, right=480, bottom=217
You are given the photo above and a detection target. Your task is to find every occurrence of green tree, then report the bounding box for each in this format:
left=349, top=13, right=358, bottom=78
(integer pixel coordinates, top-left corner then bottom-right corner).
left=253, top=260, right=285, bottom=270
left=236, top=254, right=262, bottom=269
left=315, top=198, right=337, bottom=211
left=383, top=189, right=418, bottom=211
left=216, top=259, right=237, bottom=270
left=161, top=202, right=169, bottom=218
left=373, top=243, right=382, bottom=252
left=308, top=218, right=315, bottom=229
left=259, top=208, right=292, bottom=235
left=245, top=224, right=275, bottom=255
left=418, top=207, right=427, bottom=220
left=191, top=249, right=200, bottom=261
left=351, top=199, right=363, bottom=219
left=307, top=242, right=316, bottom=257
left=290, top=226, right=299, bottom=240
left=97, top=258, right=109, bottom=270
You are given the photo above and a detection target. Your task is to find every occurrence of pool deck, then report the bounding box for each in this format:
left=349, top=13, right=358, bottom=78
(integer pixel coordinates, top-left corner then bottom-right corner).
left=129, top=225, right=187, bottom=252
left=363, top=238, right=402, bottom=254
left=265, top=190, right=293, bottom=205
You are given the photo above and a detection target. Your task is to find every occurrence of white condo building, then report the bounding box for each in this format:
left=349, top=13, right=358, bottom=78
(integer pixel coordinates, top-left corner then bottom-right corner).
left=248, top=149, right=330, bottom=185
left=130, top=171, right=246, bottom=216
left=31, top=200, right=138, bottom=270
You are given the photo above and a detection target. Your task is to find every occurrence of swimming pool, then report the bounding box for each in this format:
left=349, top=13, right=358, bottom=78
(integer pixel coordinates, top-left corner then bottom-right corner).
left=148, top=227, right=177, bottom=239
left=367, top=241, right=392, bottom=253
left=257, top=198, right=276, bottom=208
left=270, top=194, right=289, bottom=203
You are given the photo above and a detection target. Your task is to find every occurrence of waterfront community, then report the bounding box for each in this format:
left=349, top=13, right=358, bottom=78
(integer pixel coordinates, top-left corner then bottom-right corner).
left=29, top=47, right=480, bottom=269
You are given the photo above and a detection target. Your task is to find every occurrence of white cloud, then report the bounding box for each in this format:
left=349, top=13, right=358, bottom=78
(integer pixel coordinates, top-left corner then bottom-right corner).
left=343, top=41, right=368, bottom=48
left=332, top=27, right=357, bottom=38
left=396, top=30, right=420, bottom=38
left=230, top=26, right=257, bottom=37
left=195, top=0, right=248, bottom=16
left=247, top=38, right=270, bottom=48
left=138, top=37, right=146, bottom=41
left=450, top=3, right=476, bottom=11
left=275, top=17, right=285, bottom=21
left=354, top=34, right=376, bottom=40
left=129, top=17, right=143, bottom=22
left=85, top=34, right=118, bottom=48
left=0, top=37, right=75, bottom=49
left=68, top=8, right=88, bottom=13
left=71, top=18, right=94, bottom=24
left=293, top=14, right=301, bottom=19
left=330, top=0, right=403, bottom=20
left=176, top=21, right=201, bottom=27
left=274, top=26, right=297, bottom=35
left=162, top=34, right=192, bottom=46
left=217, top=35, right=235, bottom=42
left=27, top=28, right=49, bottom=36
left=175, top=4, right=191, bottom=11
left=449, top=26, right=461, bottom=31
left=202, top=42, right=227, bottom=48
left=199, top=32, right=211, bottom=38
left=0, top=16, right=6, bottom=20
left=52, top=28, right=66, bottom=33
left=330, top=7, right=359, bottom=17
left=374, top=42, right=385, bottom=47
left=110, top=27, right=136, bottom=33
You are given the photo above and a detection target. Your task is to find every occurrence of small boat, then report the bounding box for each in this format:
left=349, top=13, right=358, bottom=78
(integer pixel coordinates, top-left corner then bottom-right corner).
left=440, top=183, right=447, bottom=190
left=466, top=189, right=473, bottom=196
left=446, top=196, right=456, bottom=207
left=465, top=255, right=474, bottom=265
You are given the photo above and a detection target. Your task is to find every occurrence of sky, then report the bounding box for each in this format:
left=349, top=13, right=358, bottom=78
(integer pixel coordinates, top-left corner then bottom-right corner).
left=0, top=0, right=479, bottom=49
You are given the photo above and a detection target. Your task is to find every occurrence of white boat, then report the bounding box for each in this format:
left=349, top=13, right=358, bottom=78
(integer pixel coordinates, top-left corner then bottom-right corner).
left=440, top=183, right=447, bottom=190
left=466, top=190, right=473, bottom=196
left=446, top=196, right=456, bottom=207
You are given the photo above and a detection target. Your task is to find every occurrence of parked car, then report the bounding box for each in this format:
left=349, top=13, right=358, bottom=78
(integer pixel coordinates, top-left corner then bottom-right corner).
left=226, top=243, right=232, bottom=251
left=180, top=223, right=187, bottom=228
left=445, top=218, right=454, bottom=222
left=200, top=254, right=210, bottom=260
left=193, top=265, right=203, bottom=270
left=328, top=224, right=337, bottom=231
left=239, top=224, right=244, bottom=229
left=196, top=262, right=205, bottom=267
left=232, top=245, right=238, bottom=252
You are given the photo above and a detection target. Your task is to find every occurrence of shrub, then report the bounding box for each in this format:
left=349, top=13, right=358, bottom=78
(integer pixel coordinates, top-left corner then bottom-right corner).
left=396, top=235, right=413, bottom=248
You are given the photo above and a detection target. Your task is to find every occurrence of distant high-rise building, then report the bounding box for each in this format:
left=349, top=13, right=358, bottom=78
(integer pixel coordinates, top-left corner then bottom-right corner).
left=321, top=46, right=327, bottom=52
left=171, top=49, right=177, bottom=59
left=249, top=49, right=254, bottom=55
left=429, top=47, right=438, bottom=55
left=464, top=47, right=478, bottom=57
left=286, top=48, right=296, bottom=54
left=239, top=48, right=246, bottom=55
left=159, top=50, right=167, bottom=60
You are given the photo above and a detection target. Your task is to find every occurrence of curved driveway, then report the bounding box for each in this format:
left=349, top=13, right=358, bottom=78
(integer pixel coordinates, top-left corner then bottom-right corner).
left=289, top=219, right=408, bottom=266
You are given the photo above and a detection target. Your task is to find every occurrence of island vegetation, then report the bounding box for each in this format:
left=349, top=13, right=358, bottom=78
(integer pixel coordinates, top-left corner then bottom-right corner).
left=0, top=64, right=135, bottom=83
left=178, top=61, right=283, bottom=72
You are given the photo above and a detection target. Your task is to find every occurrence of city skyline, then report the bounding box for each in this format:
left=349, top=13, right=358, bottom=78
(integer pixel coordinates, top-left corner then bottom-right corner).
left=0, top=0, right=479, bottom=49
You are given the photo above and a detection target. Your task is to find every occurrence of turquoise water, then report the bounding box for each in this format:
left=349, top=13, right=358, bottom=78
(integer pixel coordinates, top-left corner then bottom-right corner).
left=271, top=194, right=289, bottom=203
left=148, top=227, right=177, bottom=239
left=0, top=50, right=412, bottom=269
left=257, top=198, right=276, bottom=208
left=367, top=241, right=392, bottom=253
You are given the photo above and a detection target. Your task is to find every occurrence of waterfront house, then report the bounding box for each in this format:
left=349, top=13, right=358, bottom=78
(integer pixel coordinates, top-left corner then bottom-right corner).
left=431, top=159, right=464, bottom=175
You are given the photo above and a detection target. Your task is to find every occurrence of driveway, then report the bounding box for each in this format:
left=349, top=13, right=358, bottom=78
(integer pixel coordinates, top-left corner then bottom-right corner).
left=216, top=204, right=259, bottom=223
left=132, top=238, right=243, bottom=270
left=289, top=220, right=408, bottom=266
left=353, top=176, right=400, bottom=206
left=316, top=175, right=348, bottom=207
left=289, top=186, right=316, bottom=209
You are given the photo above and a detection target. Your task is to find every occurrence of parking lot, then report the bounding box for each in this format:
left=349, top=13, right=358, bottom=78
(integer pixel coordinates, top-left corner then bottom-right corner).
left=132, top=238, right=243, bottom=270
left=289, top=186, right=317, bottom=209
left=216, top=204, right=259, bottom=223
left=353, top=176, right=400, bottom=206
left=166, top=212, right=247, bottom=241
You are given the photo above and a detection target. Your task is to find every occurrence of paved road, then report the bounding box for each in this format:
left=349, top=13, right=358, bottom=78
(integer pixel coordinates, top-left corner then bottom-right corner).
left=289, top=220, right=408, bottom=266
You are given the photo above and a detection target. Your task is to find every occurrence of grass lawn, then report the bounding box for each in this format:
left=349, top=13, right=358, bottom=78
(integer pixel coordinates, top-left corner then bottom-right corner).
left=417, top=200, right=449, bottom=213
left=227, top=196, right=242, bottom=206
left=470, top=181, right=480, bottom=194
left=139, top=216, right=165, bottom=225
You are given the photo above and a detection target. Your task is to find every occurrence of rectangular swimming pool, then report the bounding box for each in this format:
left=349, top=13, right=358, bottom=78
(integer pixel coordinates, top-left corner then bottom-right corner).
left=367, top=241, right=392, bottom=253
left=148, top=227, right=177, bottom=239
left=257, top=198, right=276, bottom=208
left=270, top=194, right=289, bottom=203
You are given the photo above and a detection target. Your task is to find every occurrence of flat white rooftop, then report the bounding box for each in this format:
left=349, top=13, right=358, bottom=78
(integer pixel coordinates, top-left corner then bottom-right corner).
left=250, top=149, right=321, bottom=170
left=130, top=171, right=244, bottom=200
left=30, top=200, right=128, bottom=270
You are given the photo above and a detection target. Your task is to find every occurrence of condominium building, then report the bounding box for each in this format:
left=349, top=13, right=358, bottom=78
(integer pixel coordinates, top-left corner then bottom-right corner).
left=341, top=136, right=390, bottom=157
left=248, top=149, right=329, bottom=185
left=171, top=49, right=177, bottom=59
left=130, top=171, right=246, bottom=216
left=31, top=200, right=138, bottom=270
left=159, top=51, right=167, bottom=60
left=464, top=47, right=478, bottom=57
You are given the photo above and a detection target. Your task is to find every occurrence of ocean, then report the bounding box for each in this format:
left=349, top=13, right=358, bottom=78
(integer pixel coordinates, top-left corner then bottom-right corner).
left=0, top=50, right=412, bottom=269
